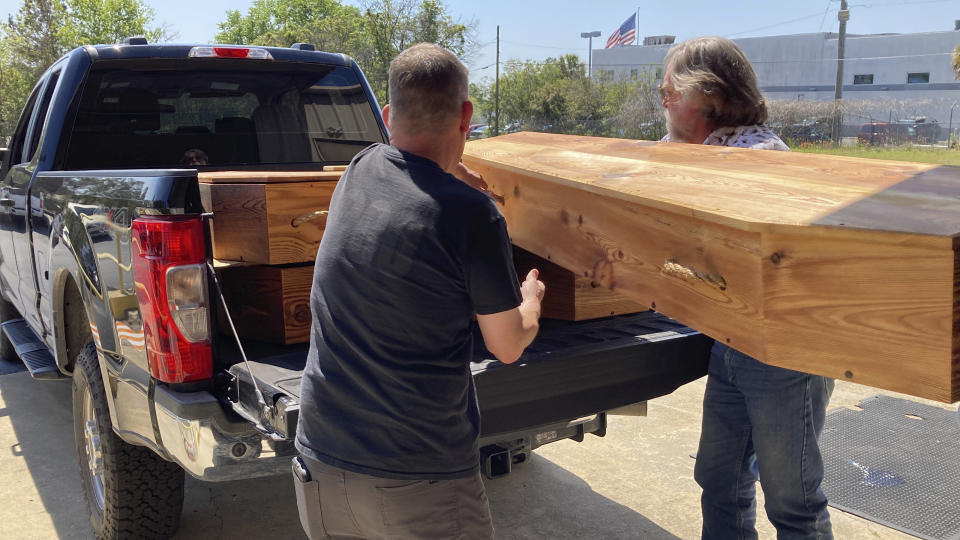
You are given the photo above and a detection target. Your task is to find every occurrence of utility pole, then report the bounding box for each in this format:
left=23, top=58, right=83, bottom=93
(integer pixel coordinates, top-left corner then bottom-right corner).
left=495, top=25, right=500, bottom=137
left=834, top=0, right=849, bottom=143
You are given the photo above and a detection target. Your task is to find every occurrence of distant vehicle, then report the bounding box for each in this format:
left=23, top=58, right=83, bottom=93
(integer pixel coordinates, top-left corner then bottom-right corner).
left=858, top=122, right=915, bottom=146
left=898, top=117, right=941, bottom=144
left=781, top=123, right=830, bottom=144
left=468, top=124, right=489, bottom=139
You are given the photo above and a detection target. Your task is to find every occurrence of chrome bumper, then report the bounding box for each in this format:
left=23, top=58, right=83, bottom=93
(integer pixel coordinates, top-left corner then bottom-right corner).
left=153, top=386, right=295, bottom=481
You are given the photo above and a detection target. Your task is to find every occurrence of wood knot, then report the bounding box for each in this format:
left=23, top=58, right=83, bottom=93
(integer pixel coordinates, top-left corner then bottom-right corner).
left=661, top=260, right=726, bottom=291
left=769, top=251, right=787, bottom=265
left=592, top=259, right=614, bottom=289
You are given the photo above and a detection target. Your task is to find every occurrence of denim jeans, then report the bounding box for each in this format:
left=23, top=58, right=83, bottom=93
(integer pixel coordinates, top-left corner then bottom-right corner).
left=695, top=343, right=834, bottom=540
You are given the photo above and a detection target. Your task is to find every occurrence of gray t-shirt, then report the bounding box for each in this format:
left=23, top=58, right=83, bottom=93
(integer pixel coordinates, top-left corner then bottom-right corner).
left=295, top=143, right=522, bottom=480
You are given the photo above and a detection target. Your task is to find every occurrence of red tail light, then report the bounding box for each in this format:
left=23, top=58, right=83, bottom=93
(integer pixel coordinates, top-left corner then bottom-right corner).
left=131, top=215, right=212, bottom=383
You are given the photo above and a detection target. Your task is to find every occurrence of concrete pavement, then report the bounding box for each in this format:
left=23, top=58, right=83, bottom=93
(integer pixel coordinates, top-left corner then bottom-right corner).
left=1, top=355, right=954, bottom=539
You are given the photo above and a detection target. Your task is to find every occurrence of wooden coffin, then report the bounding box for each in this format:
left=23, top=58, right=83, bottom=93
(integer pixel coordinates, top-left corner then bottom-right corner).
left=199, top=170, right=341, bottom=265
left=463, top=132, right=960, bottom=403
left=514, top=246, right=643, bottom=320
left=216, top=264, right=314, bottom=345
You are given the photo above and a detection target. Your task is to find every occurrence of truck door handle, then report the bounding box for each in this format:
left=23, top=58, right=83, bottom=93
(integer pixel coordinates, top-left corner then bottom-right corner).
left=0, top=198, right=13, bottom=207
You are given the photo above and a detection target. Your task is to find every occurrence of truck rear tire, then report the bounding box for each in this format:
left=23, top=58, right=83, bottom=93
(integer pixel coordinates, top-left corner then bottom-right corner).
left=0, top=297, right=18, bottom=361
left=72, top=343, right=185, bottom=539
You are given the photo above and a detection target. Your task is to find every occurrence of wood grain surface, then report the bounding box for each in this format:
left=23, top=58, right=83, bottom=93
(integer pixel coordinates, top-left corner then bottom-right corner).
left=217, top=265, right=314, bottom=345
left=463, top=132, right=960, bottom=402
left=513, top=247, right=643, bottom=320
left=200, top=181, right=336, bottom=264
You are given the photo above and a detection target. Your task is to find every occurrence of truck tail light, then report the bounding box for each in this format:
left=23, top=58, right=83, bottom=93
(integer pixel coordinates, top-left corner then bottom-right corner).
left=131, top=216, right=212, bottom=383
left=188, top=46, right=273, bottom=60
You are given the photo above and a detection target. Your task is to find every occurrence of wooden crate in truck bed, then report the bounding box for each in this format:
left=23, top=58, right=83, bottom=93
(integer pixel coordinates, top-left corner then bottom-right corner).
left=199, top=170, right=341, bottom=265
left=201, top=168, right=639, bottom=345
left=462, top=132, right=960, bottom=403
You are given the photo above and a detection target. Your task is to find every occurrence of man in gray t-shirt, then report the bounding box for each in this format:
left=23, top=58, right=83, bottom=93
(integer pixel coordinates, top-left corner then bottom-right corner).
left=293, top=43, right=545, bottom=540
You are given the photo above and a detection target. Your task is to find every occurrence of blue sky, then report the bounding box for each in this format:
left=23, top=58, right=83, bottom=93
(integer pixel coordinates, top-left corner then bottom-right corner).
left=1, top=0, right=958, bottom=82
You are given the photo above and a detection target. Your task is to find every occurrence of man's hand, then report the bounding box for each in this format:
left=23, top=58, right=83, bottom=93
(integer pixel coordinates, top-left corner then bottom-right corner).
left=520, top=268, right=545, bottom=309
left=453, top=161, right=489, bottom=192
left=476, top=269, right=545, bottom=365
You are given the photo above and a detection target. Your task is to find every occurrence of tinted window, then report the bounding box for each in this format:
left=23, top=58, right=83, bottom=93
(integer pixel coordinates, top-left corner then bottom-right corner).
left=25, top=71, right=61, bottom=162
left=64, top=61, right=386, bottom=169
left=906, top=72, right=929, bottom=84
left=853, top=74, right=873, bottom=85
left=3, top=85, right=42, bottom=171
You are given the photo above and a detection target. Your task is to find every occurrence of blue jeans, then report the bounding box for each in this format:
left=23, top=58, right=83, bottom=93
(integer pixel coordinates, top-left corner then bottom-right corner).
left=695, top=343, right=834, bottom=540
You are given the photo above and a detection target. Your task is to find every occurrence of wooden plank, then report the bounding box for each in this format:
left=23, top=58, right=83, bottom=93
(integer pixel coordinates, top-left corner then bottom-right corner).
left=463, top=132, right=960, bottom=403
left=200, top=181, right=336, bottom=264
left=217, top=265, right=313, bottom=345
left=513, top=247, right=643, bottom=321
left=199, top=170, right=342, bottom=184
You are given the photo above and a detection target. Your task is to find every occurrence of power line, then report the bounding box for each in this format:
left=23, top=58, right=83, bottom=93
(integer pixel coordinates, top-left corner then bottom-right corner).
left=817, top=0, right=834, bottom=33
left=726, top=10, right=832, bottom=38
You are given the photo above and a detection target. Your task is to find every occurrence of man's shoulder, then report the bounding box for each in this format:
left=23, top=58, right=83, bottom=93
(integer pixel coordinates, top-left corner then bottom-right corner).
left=705, top=125, right=791, bottom=151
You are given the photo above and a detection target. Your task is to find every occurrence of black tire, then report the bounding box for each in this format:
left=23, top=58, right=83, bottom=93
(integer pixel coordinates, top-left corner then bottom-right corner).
left=72, top=343, right=185, bottom=540
left=0, top=296, right=19, bottom=361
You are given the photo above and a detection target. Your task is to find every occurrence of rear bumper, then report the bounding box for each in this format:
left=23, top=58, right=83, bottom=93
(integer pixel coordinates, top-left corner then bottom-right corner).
left=153, top=385, right=295, bottom=481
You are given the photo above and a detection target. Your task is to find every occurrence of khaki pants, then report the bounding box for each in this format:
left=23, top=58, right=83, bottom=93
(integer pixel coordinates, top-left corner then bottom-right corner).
left=293, top=455, right=494, bottom=540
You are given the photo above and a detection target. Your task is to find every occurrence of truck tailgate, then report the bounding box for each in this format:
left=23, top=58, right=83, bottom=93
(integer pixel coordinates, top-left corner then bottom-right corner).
left=473, top=311, right=712, bottom=437
left=223, top=311, right=711, bottom=441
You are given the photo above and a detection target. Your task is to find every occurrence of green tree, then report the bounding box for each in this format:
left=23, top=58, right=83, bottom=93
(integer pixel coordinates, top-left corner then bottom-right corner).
left=473, top=56, right=662, bottom=140
left=215, top=0, right=476, bottom=104
left=62, top=0, right=174, bottom=46
left=953, top=44, right=959, bottom=79
left=0, top=0, right=170, bottom=140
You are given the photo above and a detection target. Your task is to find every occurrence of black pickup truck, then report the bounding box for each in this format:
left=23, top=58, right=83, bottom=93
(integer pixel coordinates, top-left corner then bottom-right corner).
left=0, top=39, right=711, bottom=539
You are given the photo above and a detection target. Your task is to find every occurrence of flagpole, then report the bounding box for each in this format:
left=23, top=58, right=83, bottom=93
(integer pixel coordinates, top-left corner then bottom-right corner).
left=636, top=7, right=640, bottom=45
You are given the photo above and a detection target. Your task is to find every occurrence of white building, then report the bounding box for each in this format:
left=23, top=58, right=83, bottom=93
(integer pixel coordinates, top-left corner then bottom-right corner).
left=592, top=28, right=960, bottom=134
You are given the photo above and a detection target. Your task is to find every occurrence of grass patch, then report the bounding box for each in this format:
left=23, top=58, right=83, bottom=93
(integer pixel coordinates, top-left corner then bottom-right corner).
left=792, top=144, right=960, bottom=166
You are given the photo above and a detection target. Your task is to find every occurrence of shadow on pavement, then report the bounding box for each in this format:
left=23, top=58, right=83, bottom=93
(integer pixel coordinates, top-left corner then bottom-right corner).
left=0, top=371, right=91, bottom=540
left=2, top=368, right=676, bottom=540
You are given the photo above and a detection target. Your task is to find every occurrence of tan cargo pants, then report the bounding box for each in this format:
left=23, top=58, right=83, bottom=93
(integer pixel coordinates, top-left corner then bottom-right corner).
left=293, top=455, right=494, bottom=540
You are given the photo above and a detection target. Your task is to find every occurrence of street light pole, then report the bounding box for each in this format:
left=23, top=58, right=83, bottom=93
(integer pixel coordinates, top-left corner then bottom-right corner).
left=950, top=101, right=957, bottom=147
left=580, top=31, right=601, bottom=78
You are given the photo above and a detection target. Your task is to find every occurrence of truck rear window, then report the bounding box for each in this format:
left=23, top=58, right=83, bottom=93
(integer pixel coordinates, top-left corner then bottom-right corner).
left=62, top=60, right=386, bottom=169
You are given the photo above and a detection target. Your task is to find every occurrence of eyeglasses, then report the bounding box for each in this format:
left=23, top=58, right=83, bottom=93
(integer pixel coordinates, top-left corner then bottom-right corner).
left=658, top=84, right=680, bottom=103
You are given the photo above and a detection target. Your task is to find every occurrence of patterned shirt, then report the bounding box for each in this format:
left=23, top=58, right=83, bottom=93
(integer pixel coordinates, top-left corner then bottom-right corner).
left=662, top=125, right=790, bottom=151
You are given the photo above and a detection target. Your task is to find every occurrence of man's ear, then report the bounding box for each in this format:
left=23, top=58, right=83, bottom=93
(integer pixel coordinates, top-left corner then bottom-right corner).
left=460, top=100, right=473, bottom=134
left=381, top=104, right=391, bottom=130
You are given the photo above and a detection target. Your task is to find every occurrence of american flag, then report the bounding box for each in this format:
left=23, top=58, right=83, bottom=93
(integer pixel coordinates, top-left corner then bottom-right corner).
left=605, top=13, right=637, bottom=48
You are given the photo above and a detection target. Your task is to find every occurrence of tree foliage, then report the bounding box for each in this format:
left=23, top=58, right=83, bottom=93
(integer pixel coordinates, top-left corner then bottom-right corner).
left=215, top=0, right=475, bottom=104
left=0, top=0, right=170, bottom=140
left=953, top=44, right=960, bottom=79
left=471, top=55, right=664, bottom=140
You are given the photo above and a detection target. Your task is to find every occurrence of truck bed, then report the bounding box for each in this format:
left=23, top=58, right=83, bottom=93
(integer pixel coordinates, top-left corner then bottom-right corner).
left=220, top=311, right=713, bottom=441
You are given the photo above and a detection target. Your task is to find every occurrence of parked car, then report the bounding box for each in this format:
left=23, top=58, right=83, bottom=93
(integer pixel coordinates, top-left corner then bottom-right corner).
left=468, top=123, right=489, bottom=139
left=858, top=122, right=915, bottom=146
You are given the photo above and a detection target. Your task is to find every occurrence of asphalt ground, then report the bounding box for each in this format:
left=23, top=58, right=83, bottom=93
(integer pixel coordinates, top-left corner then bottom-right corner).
left=0, top=354, right=955, bottom=539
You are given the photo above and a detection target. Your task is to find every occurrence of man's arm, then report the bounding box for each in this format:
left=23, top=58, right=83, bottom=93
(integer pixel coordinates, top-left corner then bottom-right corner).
left=477, top=269, right=545, bottom=364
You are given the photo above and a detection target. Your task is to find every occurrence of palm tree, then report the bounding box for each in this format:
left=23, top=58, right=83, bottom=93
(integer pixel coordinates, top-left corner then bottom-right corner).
left=954, top=45, right=960, bottom=79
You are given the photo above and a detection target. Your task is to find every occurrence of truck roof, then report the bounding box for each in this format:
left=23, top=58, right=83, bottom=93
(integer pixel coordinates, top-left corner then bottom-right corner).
left=76, top=43, right=353, bottom=67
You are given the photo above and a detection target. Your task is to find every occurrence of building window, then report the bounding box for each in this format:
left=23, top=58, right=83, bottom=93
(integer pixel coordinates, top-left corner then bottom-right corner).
left=655, top=68, right=663, bottom=80
left=630, top=69, right=638, bottom=80
left=906, top=72, right=929, bottom=84
left=853, top=74, right=873, bottom=85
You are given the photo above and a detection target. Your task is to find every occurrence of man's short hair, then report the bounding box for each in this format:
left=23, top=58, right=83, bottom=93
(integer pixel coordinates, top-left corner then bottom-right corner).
left=388, top=43, right=468, bottom=134
left=664, top=36, right=767, bottom=127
